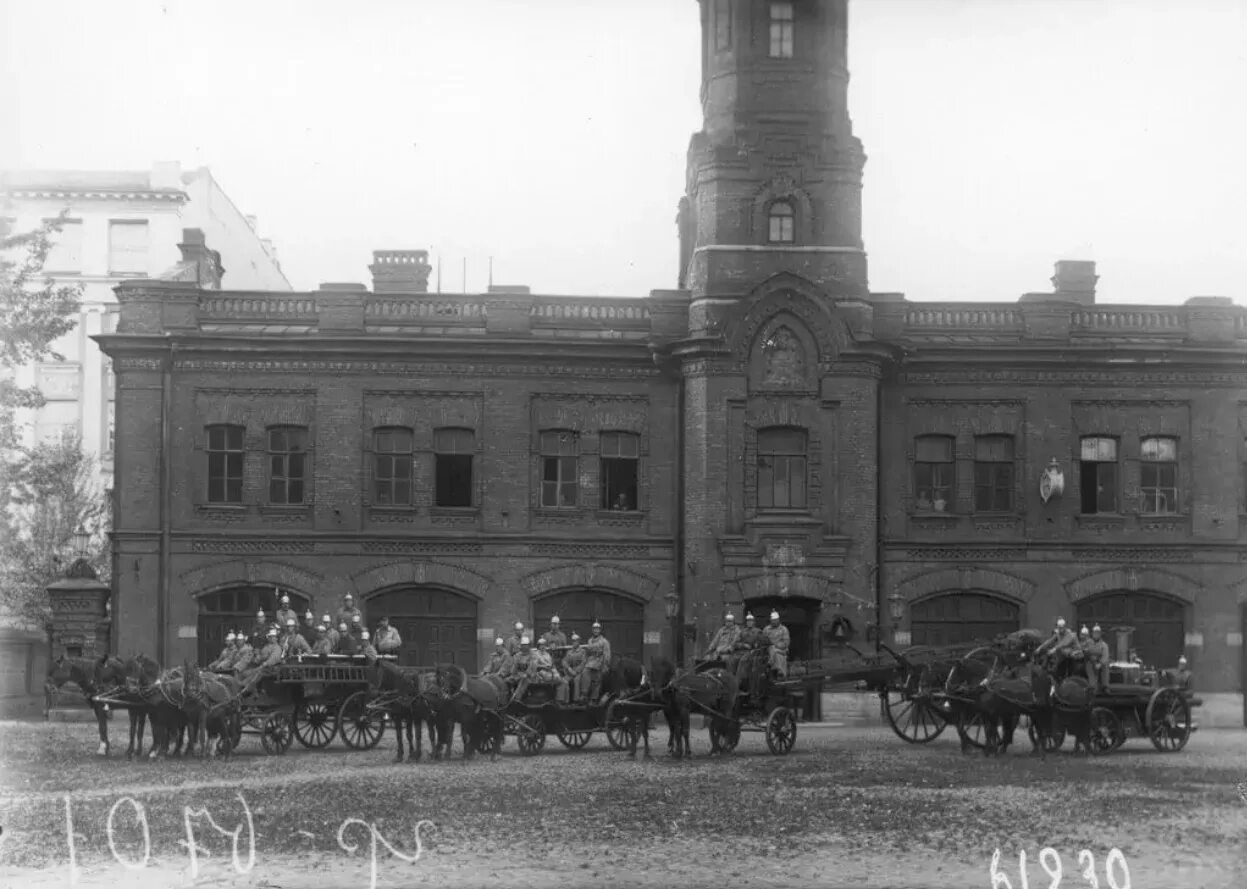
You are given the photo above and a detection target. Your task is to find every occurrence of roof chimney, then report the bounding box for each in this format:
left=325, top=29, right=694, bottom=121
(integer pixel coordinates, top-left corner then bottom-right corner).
left=1050, top=260, right=1097, bottom=305
left=160, top=228, right=224, bottom=288
left=369, top=249, right=432, bottom=293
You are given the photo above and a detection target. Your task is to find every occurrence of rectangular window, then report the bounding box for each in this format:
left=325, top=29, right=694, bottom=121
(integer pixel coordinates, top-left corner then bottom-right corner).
left=914, top=435, right=954, bottom=512
left=108, top=220, right=149, bottom=275
left=599, top=432, right=639, bottom=510
left=44, top=219, right=83, bottom=272
left=540, top=430, right=579, bottom=508
left=372, top=427, right=413, bottom=506
left=973, top=435, right=1014, bottom=512
left=267, top=426, right=307, bottom=505
left=714, top=0, right=732, bottom=51
left=206, top=424, right=244, bottom=503
left=769, top=2, right=794, bottom=58
left=757, top=427, right=807, bottom=509
left=434, top=427, right=474, bottom=508
left=1139, top=436, right=1177, bottom=515
left=1079, top=436, right=1118, bottom=514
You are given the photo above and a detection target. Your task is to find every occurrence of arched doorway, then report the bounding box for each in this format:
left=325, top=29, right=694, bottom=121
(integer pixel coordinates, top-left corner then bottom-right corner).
left=909, top=592, right=1021, bottom=647
left=1075, top=591, right=1185, bottom=668
left=532, top=589, right=644, bottom=663
left=365, top=586, right=478, bottom=669
left=743, top=596, right=822, bottom=720
left=197, top=586, right=310, bottom=666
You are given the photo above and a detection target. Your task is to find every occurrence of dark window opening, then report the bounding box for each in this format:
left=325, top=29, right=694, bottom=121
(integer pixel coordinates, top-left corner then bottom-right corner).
left=599, top=431, right=639, bottom=510
left=1080, top=436, right=1118, bottom=514
left=914, top=435, right=954, bottom=512
left=267, top=426, right=307, bottom=505
left=434, top=427, right=474, bottom=507
left=973, top=435, right=1014, bottom=512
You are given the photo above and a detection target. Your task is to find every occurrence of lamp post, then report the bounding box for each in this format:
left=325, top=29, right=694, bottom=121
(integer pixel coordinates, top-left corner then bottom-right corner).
left=71, top=524, right=90, bottom=559
left=664, top=588, right=681, bottom=664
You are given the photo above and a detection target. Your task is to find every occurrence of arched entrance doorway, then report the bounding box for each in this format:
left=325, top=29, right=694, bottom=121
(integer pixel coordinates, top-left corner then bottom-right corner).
left=1075, top=591, right=1185, bottom=668
left=197, top=586, right=310, bottom=666
left=365, top=586, right=478, bottom=669
left=532, top=589, right=644, bottom=663
left=742, top=596, right=822, bottom=720
left=909, top=592, right=1021, bottom=647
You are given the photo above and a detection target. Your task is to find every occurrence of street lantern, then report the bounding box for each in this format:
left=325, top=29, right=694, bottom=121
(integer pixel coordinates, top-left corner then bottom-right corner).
left=887, top=591, right=906, bottom=622
left=664, top=589, right=680, bottom=620
left=71, top=524, right=91, bottom=558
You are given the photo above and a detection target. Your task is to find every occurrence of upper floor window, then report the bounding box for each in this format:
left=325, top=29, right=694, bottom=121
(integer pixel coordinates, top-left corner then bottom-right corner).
left=267, top=426, right=307, bottom=505
left=44, top=219, right=83, bottom=273
left=434, top=427, right=474, bottom=508
left=540, top=430, right=579, bottom=508
left=769, top=2, right=794, bottom=58
left=1079, top=436, right=1118, bottom=514
left=206, top=424, right=244, bottom=504
left=1139, top=436, right=1177, bottom=515
left=914, top=435, right=954, bottom=512
left=372, top=427, right=413, bottom=506
left=714, top=0, right=732, bottom=51
left=757, top=426, right=807, bottom=510
left=768, top=201, right=795, bottom=243
left=108, top=220, right=149, bottom=275
left=600, top=432, right=640, bottom=511
left=973, top=435, right=1014, bottom=512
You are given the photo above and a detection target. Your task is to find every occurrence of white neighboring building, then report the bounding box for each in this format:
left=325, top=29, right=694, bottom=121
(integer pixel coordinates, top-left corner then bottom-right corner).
left=0, top=161, right=291, bottom=487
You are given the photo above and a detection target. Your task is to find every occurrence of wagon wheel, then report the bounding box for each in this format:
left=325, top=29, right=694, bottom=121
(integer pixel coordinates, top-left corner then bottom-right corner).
left=476, top=711, right=504, bottom=755
left=293, top=701, right=337, bottom=749
left=260, top=712, right=293, bottom=756
left=765, top=707, right=797, bottom=755
left=1088, top=707, right=1122, bottom=756
left=338, top=691, right=385, bottom=750
left=1026, top=718, right=1066, bottom=752
left=515, top=714, right=546, bottom=756
left=883, top=689, right=947, bottom=744
left=709, top=720, right=741, bottom=753
left=1145, top=688, right=1192, bottom=753
left=956, top=711, right=988, bottom=749
left=556, top=727, right=593, bottom=749
left=603, top=701, right=631, bottom=751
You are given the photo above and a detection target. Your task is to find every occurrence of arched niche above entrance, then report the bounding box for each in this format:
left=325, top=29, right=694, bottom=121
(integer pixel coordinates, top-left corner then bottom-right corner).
left=747, top=316, right=818, bottom=394
left=727, top=274, right=851, bottom=370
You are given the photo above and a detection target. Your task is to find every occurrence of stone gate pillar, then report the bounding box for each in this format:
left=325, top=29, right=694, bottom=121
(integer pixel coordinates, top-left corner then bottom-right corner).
left=46, top=559, right=111, bottom=660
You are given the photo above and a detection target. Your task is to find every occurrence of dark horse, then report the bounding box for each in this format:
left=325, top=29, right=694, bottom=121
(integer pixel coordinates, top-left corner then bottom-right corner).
left=650, top=659, right=739, bottom=758
left=46, top=655, right=121, bottom=757
left=613, top=658, right=681, bottom=761
left=434, top=664, right=506, bottom=761
left=374, top=661, right=442, bottom=762
left=943, top=650, right=1021, bottom=757
left=179, top=661, right=243, bottom=759
left=1000, top=653, right=1096, bottom=756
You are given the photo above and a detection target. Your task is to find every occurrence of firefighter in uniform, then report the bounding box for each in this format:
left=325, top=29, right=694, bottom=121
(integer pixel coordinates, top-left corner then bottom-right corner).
left=228, top=633, right=256, bottom=672
left=282, top=619, right=311, bottom=659
left=1036, top=618, right=1080, bottom=676
left=507, top=637, right=534, bottom=689
left=706, top=613, right=741, bottom=663
left=359, top=630, right=380, bottom=662
left=250, top=610, right=270, bottom=646
left=1082, top=624, right=1111, bottom=689
left=734, top=613, right=769, bottom=695
left=1173, top=655, right=1193, bottom=691
left=300, top=610, right=319, bottom=645
left=334, top=622, right=358, bottom=655
left=239, top=628, right=283, bottom=684
left=505, top=622, right=526, bottom=656
left=208, top=633, right=238, bottom=670
left=763, top=611, right=790, bottom=678
left=274, top=595, right=299, bottom=632
left=562, top=633, right=587, bottom=702
left=375, top=616, right=402, bottom=657
left=310, top=625, right=334, bottom=657
left=335, top=594, right=362, bottom=628
left=583, top=622, right=611, bottom=704
left=323, top=615, right=338, bottom=649
left=483, top=638, right=512, bottom=677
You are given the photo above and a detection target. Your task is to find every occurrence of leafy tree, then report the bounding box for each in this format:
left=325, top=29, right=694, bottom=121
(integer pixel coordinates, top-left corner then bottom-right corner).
left=0, top=214, right=83, bottom=452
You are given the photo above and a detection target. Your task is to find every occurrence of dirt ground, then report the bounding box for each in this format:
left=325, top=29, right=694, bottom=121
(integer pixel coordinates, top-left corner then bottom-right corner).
left=1, top=720, right=1244, bottom=888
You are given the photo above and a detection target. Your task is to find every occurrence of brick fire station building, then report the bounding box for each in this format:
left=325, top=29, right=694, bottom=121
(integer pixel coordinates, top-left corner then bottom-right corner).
left=98, top=1, right=1247, bottom=720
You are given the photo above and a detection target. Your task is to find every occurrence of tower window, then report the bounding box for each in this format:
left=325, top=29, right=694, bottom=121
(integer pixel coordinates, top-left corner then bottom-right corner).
left=757, top=426, right=807, bottom=510
left=768, top=201, right=794, bottom=243
left=769, top=2, right=794, bottom=59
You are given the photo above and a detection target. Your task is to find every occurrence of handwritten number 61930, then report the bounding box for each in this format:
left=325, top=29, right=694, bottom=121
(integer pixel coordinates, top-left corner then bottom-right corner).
left=990, top=847, right=1131, bottom=889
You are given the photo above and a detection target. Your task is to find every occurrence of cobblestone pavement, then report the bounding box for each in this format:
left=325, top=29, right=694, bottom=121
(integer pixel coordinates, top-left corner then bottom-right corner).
left=1, top=720, right=1244, bottom=888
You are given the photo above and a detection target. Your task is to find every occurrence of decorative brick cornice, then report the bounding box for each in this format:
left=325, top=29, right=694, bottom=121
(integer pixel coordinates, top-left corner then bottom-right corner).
left=900, top=369, right=1247, bottom=386
left=170, top=359, right=661, bottom=379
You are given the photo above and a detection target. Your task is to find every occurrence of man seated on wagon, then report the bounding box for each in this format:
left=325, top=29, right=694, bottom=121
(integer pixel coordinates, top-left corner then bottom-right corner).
left=336, top=593, right=362, bottom=628
left=238, top=628, right=284, bottom=685
left=528, top=638, right=568, bottom=703
left=705, top=613, right=740, bottom=665
left=208, top=632, right=239, bottom=671
left=358, top=630, right=380, bottom=663
left=310, top=624, right=334, bottom=657
left=333, top=621, right=358, bottom=655
left=299, top=610, right=319, bottom=644
left=1081, top=624, right=1111, bottom=689
left=562, top=633, right=587, bottom=702
left=540, top=616, right=568, bottom=668
left=227, top=633, right=256, bottom=672
left=505, top=622, right=526, bottom=656
left=483, top=637, right=513, bottom=677
left=733, top=613, right=770, bottom=696
left=250, top=610, right=270, bottom=646
left=506, top=637, right=534, bottom=689
left=763, top=611, right=790, bottom=679
left=323, top=615, right=339, bottom=649
left=1035, top=618, right=1080, bottom=677
left=282, top=618, right=311, bottom=659
left=274, top=594, right=299, bottom=632
left=349, top=613, right=364, bottom=641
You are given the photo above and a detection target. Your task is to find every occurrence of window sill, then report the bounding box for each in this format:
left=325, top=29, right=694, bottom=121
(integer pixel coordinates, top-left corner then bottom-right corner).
left=909, top=510, right=959, bottom=520
left=429, top=506, right=477, bottom=515
left=1076, top=514, right=1126, bottom=530
left=535, top=507, right=586, bottom=524
left=195, top=503, right=249, bottom=522
left=258, top=504, right=311, bottom=521
left=971, top=514, right=1021, bottom=530
left=368, top=506, right=418, bottom=523
left=429, top=507, right=479, bottom=526
left=596, top=509, right=645, bottom=525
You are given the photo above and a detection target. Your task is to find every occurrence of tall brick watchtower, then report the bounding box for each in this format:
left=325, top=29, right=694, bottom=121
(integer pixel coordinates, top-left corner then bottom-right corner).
left=673, top=2, right=883, bottom=701
left=677, top=0, right=867, bottom=299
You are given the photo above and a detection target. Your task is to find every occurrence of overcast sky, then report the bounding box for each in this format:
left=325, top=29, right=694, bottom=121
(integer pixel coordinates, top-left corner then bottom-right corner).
left=3, top=0, right=1245, bottom=304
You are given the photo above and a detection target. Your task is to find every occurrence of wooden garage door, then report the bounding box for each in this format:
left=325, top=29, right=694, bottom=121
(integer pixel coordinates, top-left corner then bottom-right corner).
left=910, top=592, right=1020, bottom=648
left=365, top=586, right=478, bottom=670
left=197, top=586, right=310, bottom=667
left=533, top=589, right=644, bottom=663
left=1076, top=592, right=1184, bottom=669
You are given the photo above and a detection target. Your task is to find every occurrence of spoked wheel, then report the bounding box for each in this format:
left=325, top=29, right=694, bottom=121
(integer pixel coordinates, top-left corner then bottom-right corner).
left=476, top=711, right=504, bottom=755
left=338, top=691, right=385, bottom=750
left=709, top=720, right=741, bottom=753
left=260, top=712, right=293, bottom=756
left=1088, top=707, right=1122, bottom=756
left=765, top=707, right=797, bottom=755
left=515, top=714, right=546, bottom=756
left=293, top=701, right=337, bottom=749
left=556, top=728, right=593, bottom=749
left=604, top=701, right=632, bottom=751
left=1145, top=688, right=1192, bottom=753
left=956, top=711, right=989, bottom=750
left=1026, top=718, right=1066, bottom=752
left=883, top=689, right=947, bottom=743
